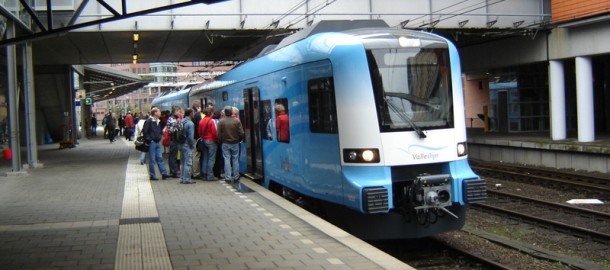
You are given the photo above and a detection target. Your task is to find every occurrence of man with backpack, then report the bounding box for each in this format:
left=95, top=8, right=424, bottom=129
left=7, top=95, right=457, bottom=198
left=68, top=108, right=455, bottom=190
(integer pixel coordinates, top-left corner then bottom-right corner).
left=166, top=106, right=182, bottom=178
left=178, top=108, right=196, bottom=184
left=142, top=108, right=170, bottom=181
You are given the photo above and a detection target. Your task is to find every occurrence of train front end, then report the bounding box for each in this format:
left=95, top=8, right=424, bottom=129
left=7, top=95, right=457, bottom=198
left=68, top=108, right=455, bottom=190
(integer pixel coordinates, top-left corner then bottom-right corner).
left=331, top=29, right=486, bottom=239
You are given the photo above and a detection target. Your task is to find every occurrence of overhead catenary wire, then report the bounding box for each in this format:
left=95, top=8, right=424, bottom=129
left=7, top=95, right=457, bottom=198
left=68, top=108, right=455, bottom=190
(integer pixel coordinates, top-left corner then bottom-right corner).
left=278, top=0, right=338, bottom=29
left=401, top=0, right=506, bottom=28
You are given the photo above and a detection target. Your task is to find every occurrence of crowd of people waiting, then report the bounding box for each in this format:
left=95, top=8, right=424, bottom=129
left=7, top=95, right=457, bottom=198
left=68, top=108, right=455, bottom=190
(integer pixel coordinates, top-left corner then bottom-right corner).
left=94, top=102, right=245, bottom=185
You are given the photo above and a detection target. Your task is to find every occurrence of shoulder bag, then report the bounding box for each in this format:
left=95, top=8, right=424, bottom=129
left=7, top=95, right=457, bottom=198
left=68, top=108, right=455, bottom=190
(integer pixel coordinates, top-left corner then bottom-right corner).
left=134, top=129, right=149, bottom=152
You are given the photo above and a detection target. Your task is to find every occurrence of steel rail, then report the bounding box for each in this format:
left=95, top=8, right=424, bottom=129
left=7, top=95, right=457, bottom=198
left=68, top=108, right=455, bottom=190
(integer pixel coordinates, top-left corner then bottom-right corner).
left=472, top=202, right=610, bottom=244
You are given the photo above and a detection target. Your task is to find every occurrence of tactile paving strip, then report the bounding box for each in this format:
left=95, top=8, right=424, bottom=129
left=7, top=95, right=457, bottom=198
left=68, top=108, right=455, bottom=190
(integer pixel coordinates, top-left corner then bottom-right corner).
left=115, top=149, right=171, bottom=269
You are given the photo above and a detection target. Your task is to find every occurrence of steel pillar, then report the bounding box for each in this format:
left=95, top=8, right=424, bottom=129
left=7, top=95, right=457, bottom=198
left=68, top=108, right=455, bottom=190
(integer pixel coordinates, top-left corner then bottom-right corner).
left=549, top=60, right=566, bottom=140
left=575, top=56, right=595, bottom=142
left=6, top=21, right=24, bottom=174
left=23, top=42, right=43, bottom=168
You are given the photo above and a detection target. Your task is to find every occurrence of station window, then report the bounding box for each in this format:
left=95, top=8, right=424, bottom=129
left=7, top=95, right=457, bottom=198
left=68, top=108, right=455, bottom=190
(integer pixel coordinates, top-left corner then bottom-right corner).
left=274, top=98, right=290, bottom=143
left=308, top=77, right=338, bottom=133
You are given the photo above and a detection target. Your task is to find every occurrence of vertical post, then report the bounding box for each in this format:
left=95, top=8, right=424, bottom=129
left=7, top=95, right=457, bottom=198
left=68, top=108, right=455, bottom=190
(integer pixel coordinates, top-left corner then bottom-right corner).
left=23, top=42, right=42, bottom=168
left=68, top=70, right=77, bottom=144
left=575, top=56, right=595, bottom=142
left=6, top=21, right=23, bottom=173
left=549, top=60, right=566, bottom=140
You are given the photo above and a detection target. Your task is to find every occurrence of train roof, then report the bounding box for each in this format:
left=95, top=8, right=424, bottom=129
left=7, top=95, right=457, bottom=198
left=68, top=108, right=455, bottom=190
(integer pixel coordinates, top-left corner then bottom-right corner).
left=187, top=20, right=451, bottom=98
left=272, top=20, right=389, bottom=54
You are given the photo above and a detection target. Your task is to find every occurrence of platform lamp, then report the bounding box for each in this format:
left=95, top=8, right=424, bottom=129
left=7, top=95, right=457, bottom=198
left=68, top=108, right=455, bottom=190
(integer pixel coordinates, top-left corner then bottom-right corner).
left=133, top=32, right=139, bottom=63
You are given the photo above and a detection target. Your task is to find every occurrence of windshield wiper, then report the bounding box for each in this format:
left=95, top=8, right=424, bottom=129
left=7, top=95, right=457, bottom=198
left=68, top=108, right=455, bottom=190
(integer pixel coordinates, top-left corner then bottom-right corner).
left=385, top=98, right=427, bottom=139
left=385, top=92, right=440, bottom=111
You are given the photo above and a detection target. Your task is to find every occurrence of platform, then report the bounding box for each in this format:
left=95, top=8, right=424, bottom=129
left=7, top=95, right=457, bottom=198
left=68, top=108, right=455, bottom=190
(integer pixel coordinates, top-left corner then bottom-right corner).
left=0, top=136, right=411, bottom=269
left=467, top=130, right=610, bottom=174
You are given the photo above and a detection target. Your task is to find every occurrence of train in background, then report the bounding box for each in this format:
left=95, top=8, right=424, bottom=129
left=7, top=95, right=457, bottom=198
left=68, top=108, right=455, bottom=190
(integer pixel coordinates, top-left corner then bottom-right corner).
left=151, top=20, right=486, bottom=239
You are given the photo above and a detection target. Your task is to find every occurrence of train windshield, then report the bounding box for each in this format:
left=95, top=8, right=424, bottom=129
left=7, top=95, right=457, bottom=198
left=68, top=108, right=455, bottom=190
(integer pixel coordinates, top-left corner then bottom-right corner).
left=366, top=46, right=453, bottom=132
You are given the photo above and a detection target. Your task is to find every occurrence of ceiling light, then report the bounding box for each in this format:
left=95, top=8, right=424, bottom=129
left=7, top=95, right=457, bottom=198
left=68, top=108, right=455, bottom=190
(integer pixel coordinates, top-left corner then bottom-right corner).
left=133, top=33, right=139, bottom=42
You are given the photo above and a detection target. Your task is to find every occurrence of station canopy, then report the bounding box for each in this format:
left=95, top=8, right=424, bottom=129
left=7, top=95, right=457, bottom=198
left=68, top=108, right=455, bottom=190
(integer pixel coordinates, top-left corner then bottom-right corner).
left=83, top=64, right=152, bottom=103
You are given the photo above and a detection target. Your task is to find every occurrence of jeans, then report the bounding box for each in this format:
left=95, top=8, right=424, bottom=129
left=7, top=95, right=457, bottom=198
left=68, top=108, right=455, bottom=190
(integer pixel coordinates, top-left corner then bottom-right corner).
left=222, top=143, right=240, bottom=181
left=201, top=141, right=217, bottom=179
left=168, top=141, right=179, bottom=175
left=125, top=128, right=134, bottom=140
left=148, top=141, right=168, bottom=178
left=139, top=151, right=146, bottom=164
left=180, top=144, right=194, bottom=183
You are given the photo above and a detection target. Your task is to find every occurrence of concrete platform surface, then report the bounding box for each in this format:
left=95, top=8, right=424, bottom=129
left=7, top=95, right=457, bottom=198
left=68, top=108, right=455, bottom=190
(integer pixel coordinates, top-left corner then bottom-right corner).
left=0, top=136, right=411, bottom=270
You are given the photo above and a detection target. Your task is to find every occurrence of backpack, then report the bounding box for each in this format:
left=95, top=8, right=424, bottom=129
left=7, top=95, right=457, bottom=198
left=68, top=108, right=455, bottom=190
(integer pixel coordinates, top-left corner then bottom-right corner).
left=170, top=121, right=187, bottom=144
left=162, top=127, right=171, bottom=147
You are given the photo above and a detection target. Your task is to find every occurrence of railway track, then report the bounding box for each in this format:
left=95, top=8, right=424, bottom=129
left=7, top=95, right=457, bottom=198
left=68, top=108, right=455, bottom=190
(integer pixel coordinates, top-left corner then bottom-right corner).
left=473, top=190, right=610, bottom=244
left=470, top=160, right=610, bottom=195
left=370, top=237, right=512, bottom=270
left=465, top=161, right=610, bottom=268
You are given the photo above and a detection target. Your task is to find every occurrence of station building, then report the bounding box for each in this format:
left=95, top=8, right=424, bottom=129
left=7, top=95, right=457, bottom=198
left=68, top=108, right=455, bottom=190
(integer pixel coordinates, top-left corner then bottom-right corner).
left=0, top=0, right=609, bottom=173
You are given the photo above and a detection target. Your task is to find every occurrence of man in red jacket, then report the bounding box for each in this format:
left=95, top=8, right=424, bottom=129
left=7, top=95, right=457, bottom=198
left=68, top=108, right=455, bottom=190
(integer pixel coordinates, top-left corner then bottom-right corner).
left=198, top=107, right=218, bottom=180
left=124, top=111, right=135, bottom=141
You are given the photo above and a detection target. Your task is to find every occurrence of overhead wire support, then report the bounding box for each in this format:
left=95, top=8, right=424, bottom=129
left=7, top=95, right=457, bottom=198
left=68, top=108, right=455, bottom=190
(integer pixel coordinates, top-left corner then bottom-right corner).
left=47, top=0, right=53, bottom=30
left=96, top=0, right=121, bottom=17
left=68, top=0, right=91, bottom=26
left=0, top=1, right=223, bottom=48
left=18, top=0, right=47, bottom=31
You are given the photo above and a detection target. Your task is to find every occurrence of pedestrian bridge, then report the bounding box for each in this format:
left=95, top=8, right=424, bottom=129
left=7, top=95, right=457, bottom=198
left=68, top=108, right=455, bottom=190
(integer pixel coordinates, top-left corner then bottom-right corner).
left=2, top=0, right=551, bottom=64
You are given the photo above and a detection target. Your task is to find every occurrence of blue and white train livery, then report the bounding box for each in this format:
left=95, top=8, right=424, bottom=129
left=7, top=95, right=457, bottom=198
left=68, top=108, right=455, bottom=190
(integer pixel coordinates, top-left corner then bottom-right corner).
left=152, top=20, right=486, bottom=239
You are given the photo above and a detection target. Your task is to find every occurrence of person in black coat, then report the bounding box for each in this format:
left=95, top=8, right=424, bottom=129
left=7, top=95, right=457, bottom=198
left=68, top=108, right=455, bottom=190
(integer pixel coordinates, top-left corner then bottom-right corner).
left=142, top=108, right=170, bottom=181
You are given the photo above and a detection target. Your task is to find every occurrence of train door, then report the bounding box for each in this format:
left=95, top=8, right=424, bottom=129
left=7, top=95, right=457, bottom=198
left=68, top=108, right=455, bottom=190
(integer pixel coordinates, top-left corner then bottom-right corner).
left=243, top=87, right=264, bottom=181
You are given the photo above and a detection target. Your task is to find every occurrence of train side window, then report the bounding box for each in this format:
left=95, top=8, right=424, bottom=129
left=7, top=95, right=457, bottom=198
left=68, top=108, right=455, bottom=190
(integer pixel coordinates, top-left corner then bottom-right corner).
left=262, top=100, right=273, bottom=140
left=308, top=77, right=338, bottom=133
left=274, top=98, right=290, bottom=143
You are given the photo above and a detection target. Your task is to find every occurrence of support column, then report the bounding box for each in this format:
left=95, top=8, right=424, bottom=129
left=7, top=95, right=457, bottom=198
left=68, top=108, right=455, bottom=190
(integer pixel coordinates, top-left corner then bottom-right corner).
left=549, top=60, right=566, bottom=140
left=6, top=21, right=25, bottom=175
left=575, top=56, right=595, bottom=142
left=23, top=42, right=43, bottom=168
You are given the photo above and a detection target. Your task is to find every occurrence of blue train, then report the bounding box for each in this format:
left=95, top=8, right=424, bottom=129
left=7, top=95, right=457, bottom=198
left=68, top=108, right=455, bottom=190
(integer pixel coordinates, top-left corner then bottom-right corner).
left=152, top=20, right=486, bottom=239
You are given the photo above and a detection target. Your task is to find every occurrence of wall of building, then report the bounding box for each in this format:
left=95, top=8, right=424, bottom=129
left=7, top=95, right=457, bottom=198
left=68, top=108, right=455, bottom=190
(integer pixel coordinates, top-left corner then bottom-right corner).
left=548, top=23, right=610, bottom=60
left=551, top=0, right=610, bottom=22
left=463, top=78, right=490, bottom=129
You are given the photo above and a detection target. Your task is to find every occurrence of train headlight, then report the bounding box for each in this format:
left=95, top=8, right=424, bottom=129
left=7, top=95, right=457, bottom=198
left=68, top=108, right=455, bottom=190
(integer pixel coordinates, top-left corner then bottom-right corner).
left=343, top=149, right=380, bottom=163
left=362, top=150, right=375, bottom=162
left=457, top=142, right=467, bottom=157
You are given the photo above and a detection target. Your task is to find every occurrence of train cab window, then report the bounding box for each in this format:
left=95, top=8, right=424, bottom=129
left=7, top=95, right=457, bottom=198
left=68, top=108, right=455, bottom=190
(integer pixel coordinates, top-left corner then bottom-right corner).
left=274, top=98, right=290, bottom=143
left=308, top=77, right=338, bottom=133
left=262, top=100, right=273, bottom=140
